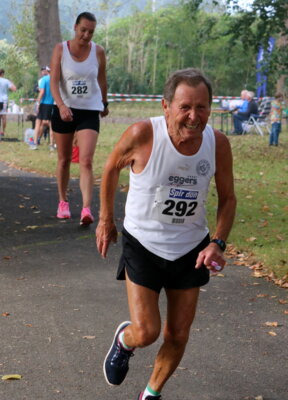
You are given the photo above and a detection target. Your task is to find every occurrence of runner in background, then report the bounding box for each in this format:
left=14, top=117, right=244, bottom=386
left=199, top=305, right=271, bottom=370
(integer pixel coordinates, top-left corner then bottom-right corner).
left=50, top=11, right=109, bottom=225
left=30, top=66, right=55, bottom=151
left=0, top=69, right=17, bottom=138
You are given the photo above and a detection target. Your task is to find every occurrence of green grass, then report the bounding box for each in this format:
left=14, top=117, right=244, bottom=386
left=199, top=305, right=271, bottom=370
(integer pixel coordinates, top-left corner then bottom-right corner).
left=1, top=103, right=287, bottom=281
left=207, top=132, right=288, bottom=281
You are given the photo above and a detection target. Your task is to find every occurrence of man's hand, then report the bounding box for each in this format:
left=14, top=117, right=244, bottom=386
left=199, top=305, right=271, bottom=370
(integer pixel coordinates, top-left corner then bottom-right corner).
left=195, top=242, right=226, bottom=273
left=96, top=220, right=118, bottom=258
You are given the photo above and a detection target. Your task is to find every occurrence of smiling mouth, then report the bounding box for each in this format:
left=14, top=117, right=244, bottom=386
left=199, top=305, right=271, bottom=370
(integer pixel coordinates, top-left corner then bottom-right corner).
left=185, top=123, right=199, bottom=129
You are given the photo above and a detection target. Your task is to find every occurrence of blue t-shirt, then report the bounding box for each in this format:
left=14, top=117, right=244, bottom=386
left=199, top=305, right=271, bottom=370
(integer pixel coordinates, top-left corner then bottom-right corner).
left=39, top=75, right=54, bottom=105
left=237, top=100, right=248, bottom=113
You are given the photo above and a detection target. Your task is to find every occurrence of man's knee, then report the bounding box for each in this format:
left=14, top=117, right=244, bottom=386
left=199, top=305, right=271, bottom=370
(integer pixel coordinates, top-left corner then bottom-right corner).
left=131, top=322, right=161, bottom=348
left=164, top=326, right=190, bottom=348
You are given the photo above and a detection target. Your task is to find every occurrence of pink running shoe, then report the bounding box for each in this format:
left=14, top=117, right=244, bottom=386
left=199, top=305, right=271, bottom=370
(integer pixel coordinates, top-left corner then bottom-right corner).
left=57, top=201, right=71, bottom=219
left=80, top=207, right=94, bottom=226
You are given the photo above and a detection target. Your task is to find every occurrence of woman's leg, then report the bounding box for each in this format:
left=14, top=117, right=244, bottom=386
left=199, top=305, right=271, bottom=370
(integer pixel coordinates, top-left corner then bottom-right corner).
left=77, top=129, right=98, bottom=209
left=54, top=132, right=74, bottom=202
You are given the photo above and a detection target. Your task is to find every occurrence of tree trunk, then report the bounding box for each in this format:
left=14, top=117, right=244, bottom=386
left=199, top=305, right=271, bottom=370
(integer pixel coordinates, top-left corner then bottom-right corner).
left=276, top=16, right=288, bottom=94
left=34, top=0, right=62, bottom=68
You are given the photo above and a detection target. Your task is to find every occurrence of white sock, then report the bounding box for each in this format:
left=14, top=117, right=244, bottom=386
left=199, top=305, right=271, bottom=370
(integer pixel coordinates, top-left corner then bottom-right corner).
left=143, top=385, right=161, bottom=398
left=118, top=330, right=134, bottom=350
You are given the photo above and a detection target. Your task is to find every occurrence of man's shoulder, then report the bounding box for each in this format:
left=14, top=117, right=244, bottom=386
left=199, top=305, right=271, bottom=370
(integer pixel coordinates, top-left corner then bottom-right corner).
left=130, top=119, right=153, bottom=134
left=0, top=77, right=10, bottom=85
left=125, top=119, right=153, bottom=145
left=39, top=75, right=49, bottom=87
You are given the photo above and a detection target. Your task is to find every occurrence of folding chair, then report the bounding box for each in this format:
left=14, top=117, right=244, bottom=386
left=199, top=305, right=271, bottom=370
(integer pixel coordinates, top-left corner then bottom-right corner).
left=242, top=98, right=271, bottom=136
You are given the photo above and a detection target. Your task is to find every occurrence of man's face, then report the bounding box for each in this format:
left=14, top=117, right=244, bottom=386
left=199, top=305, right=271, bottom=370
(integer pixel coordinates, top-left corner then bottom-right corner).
left=241, top=90, right=247, bottom=100
left=162, top=82, right=211, bottom=142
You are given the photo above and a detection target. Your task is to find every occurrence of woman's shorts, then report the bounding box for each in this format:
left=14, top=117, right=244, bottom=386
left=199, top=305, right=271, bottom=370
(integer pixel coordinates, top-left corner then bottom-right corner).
left=117, top=228, right=210, bottom=293
left=51, top=105, right=100, bottom=134
left=37, top=104, right=53, bottom=120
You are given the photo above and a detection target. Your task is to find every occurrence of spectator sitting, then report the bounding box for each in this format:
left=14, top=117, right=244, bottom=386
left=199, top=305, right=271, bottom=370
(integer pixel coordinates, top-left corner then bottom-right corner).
left=232, top=91, right=258, bottom=134
left=230, top=89, right=248, bottom=114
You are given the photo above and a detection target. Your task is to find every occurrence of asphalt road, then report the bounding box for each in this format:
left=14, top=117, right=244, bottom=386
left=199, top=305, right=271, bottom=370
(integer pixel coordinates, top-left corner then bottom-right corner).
left=0, top=161, right=287, bottom=400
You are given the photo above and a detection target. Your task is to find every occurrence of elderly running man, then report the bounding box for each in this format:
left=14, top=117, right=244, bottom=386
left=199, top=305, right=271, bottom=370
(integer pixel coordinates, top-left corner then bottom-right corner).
left=96, top=68, right=237, bottom=400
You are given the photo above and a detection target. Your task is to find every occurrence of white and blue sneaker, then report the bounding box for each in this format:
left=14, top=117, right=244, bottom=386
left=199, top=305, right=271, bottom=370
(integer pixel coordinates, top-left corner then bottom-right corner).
left=103, top=321, right=134, bottom=385
left=137, top=392, right=162, bottom=400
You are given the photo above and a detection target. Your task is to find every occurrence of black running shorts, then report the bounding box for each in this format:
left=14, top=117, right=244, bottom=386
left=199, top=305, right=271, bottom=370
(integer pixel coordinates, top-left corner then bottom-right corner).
left=117, top=228, right=210, bottom=293
left=37, top=104, right=53, bottom=121
left=51, top=105, right=100, bottom=134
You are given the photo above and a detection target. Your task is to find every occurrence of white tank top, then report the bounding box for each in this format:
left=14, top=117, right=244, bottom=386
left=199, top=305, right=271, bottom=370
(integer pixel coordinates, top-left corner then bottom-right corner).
left=59, top=41, right=103, bottom=110
left=124, top=116, right=216, bottom=261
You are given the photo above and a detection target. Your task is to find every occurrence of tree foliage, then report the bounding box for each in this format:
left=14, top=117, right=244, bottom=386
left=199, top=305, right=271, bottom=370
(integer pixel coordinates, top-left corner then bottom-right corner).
left=3, top=0, right=286, bottom=98
left=226, top=0, right=288, bottom=92
left=2, top=0, right=38, bottom=100
left=95, top=4, right=257, bottom=95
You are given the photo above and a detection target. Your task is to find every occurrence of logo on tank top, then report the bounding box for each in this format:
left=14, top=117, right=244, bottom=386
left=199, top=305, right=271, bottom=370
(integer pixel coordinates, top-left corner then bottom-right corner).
left=196, top=159, right=210, bottom=176
left=168, top=175, right=197, bottom=186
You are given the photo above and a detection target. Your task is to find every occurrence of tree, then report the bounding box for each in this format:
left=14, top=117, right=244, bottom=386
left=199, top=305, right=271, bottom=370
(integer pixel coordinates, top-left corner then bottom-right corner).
left=34, top=0, right=62, bottom=67
left=226, top=0, right=288, bottom=93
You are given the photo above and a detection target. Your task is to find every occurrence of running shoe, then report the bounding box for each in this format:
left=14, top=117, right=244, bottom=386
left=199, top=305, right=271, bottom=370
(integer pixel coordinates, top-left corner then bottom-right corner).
left=80, top=207, right=94, bottom=226
left=57, top=201, right=71, bottom=219
left=137, top=393, right=162, bottom=400
left=103, top=321, right=134, bottom=386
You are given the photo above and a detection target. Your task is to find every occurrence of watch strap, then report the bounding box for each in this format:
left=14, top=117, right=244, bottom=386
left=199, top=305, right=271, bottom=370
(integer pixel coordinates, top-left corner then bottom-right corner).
left=210, top=238, right=226, bottom=251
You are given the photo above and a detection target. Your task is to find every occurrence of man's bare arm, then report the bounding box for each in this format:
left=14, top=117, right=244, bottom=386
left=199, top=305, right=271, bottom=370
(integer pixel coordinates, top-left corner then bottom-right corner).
left=96, top=120, right=152, bottom=258
left=196, top=130, right=237, bottom=270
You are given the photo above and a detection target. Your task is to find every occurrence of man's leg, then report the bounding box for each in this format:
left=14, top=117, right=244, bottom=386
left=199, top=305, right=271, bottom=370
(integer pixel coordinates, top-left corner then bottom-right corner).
left=124, top=274, right=161, bottom=348
left=41, top=120, right=50, bottom=142
left=48, top=121, right=55, bottom=148
left=147, top=287, right=200, bottom=393
left=233, top=114, right=246, bottom=134
left=2, top=115, right=7, bottom=134
left=103, top=273, right=161, bottom=386
left=32, top=118, right=42, bottom=148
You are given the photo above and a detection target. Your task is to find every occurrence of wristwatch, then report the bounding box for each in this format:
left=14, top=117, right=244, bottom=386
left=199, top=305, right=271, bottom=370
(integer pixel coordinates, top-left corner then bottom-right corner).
left=210, top=238, right=226, bottom=252
left=103, top=101, right=109, bottom=108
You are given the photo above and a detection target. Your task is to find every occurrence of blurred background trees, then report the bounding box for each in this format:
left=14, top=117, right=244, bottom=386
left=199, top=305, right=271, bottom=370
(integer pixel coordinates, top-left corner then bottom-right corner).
left=0, top=0, right=286, bottom=101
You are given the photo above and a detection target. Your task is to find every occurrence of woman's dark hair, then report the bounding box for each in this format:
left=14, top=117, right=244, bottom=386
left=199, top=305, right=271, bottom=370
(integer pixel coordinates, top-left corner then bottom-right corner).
left=163, top=68, right=212, bottom=105
left=75, top=12, right=97, bottom=25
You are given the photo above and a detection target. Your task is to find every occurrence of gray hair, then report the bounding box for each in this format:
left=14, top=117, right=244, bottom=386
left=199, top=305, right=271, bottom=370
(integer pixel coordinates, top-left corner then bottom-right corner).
left=163, top=68, right=213, bottom=105
left=247, top=91, right=254, bottom=100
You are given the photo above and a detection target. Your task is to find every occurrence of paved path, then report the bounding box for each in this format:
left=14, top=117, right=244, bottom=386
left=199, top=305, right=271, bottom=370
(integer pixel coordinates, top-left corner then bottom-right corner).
left=0, top=161, right=287, bottom=400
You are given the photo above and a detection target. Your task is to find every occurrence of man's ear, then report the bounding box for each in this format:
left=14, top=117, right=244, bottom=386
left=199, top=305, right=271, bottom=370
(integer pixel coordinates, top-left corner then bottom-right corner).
left=162, top=98, right=169, bottom=115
